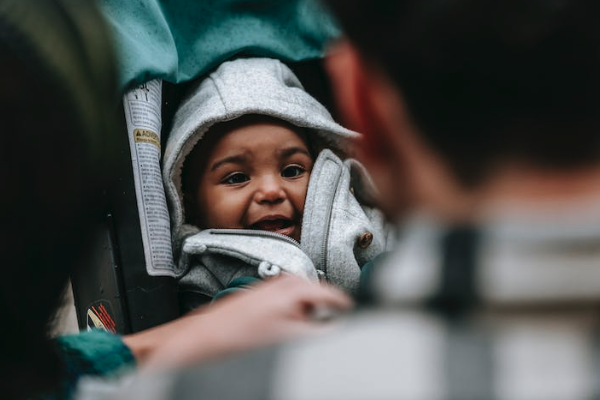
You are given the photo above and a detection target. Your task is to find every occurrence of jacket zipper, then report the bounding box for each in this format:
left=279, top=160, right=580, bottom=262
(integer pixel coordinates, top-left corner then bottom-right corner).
left=208, top=228, right=301, bottom=247
left=319, top=171, right=342, bottom=275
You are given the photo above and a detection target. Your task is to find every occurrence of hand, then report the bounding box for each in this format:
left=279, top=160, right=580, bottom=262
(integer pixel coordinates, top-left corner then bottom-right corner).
left=123, top=275, right=353, bottom=370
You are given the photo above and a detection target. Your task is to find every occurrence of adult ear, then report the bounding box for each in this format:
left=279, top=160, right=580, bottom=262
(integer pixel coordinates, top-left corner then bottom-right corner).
left=325, top=40, right=409, bottom=165
left=326, top=40, right=415, bottom=218
left=325, top=40, right=365, bottom=135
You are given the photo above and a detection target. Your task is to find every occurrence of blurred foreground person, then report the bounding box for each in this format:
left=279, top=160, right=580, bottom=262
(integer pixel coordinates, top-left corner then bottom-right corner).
left=94, top=1, right=600, bottom=399
left=0, top=1, right=350, bottom=399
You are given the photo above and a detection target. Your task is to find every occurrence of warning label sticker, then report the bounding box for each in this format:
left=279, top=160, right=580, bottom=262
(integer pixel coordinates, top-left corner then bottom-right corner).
left=134, top=129, right=161, bottom=148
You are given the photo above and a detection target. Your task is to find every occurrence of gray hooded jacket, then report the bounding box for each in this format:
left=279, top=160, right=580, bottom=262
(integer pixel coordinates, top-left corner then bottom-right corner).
left=163, top=58, right=393, bottom=298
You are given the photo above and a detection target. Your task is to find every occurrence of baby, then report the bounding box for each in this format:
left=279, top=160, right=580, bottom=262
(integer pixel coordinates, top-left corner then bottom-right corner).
left=182, top=114, right=312, bottom=243
left=163, top=58, right=390, bottom=309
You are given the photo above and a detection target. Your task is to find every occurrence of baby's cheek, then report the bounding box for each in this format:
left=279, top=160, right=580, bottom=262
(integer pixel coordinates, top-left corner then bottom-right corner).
left=212, top=193, right=248, bottom=229
left=295, top=178, right=311, bottom=213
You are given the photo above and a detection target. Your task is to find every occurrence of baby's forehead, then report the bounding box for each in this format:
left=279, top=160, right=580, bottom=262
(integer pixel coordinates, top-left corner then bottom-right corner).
left=202, top=115, right=310, bottom=155
left=184, top=115, right=312, bottom=177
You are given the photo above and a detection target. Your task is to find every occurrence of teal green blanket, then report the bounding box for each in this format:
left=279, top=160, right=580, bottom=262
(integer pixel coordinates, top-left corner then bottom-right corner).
left=98, top=0, right=340, bottom=91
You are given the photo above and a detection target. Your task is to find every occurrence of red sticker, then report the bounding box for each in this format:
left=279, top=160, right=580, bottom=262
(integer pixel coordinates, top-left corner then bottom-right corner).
left=86, top=301, right=117, bottom=333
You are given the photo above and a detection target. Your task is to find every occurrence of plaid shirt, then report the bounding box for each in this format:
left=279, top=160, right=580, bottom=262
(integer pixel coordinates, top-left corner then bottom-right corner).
left=82, top=211, right=600, bottom=400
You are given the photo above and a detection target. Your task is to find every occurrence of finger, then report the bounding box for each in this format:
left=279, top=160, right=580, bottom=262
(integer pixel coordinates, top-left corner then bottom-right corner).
left=304, top=284, right=354, bottom=311
left=275, top=317, right=346, bottom=341
left=272, top=275, right=354, bottom=311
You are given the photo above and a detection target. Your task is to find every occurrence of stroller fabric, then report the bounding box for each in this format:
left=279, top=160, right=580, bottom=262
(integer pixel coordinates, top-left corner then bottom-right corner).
left=98, top=0, right=339, bottom=90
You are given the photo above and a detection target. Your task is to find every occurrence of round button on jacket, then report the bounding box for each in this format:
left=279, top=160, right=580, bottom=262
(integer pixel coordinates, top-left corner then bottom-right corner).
left=358, top=232, right=373, bottom=249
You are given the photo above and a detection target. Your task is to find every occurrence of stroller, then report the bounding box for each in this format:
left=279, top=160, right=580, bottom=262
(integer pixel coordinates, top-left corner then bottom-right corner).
left=70, top=0, right=344, bottom=334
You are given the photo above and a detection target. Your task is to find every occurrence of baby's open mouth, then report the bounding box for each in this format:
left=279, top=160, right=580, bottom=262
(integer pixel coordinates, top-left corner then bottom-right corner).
left=248, top=217, right=298, bottom=239
left=250, top=218, right=293, bottom=232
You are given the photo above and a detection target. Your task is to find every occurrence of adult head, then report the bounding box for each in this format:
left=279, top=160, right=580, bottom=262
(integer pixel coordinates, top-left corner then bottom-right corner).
left=0, top=0, right=117, bottom=397
left=324, top=0, right=600, bottom=220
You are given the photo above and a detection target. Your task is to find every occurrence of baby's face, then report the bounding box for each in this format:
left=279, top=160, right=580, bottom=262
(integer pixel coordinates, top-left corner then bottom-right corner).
left=192, top=120, right=312, bottom=241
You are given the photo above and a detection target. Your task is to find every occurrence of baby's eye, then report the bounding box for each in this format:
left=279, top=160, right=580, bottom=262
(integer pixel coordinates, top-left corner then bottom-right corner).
left=222, top=172, right=249, bottom=185
left=281, top=165, right=305, bottom=178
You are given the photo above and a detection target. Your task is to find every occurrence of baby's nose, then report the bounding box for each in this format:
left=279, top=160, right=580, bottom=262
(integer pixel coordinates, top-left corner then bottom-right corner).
left=255, top=176, right=286, bottom=204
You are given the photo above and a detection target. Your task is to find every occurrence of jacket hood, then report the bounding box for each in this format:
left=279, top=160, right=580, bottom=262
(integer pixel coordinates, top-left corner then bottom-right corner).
left=163, top=57, right=360, bottom=239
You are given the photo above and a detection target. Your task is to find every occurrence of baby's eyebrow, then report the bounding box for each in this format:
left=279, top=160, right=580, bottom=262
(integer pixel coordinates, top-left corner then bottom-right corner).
left=278, top=146, right=311, bottom=159
left=210, top=154, right=248, bottom=172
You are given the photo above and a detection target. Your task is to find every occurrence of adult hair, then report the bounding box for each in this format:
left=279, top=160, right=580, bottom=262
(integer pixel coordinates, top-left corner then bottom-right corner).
left=0, top=0, right=118, bottom=398
left=325, top=0, right=600, bottom=186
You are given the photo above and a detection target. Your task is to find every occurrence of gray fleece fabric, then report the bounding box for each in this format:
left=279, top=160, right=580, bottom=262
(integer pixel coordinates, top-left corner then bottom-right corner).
left=300, top=149, right=392, bottom=292
left=163, top=57, right=390, bottom=295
